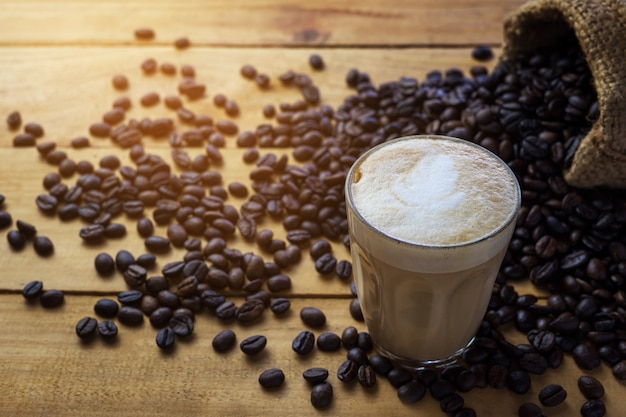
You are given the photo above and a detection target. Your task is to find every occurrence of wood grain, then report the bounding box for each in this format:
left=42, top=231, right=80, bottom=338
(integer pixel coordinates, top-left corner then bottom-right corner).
left=0, top=0, right=526, bottom=46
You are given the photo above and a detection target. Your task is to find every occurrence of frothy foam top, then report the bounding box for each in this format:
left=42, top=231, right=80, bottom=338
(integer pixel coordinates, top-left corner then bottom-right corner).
left=350, top=137, right=519, bottom=246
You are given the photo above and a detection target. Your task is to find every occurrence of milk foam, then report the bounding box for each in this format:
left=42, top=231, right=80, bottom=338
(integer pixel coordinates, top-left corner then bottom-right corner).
left=351, top=137, right=518, bottom=246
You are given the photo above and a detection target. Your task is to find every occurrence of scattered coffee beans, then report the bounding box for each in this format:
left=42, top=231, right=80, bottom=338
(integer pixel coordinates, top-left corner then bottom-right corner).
left=258, top=368, right=285, bottom=389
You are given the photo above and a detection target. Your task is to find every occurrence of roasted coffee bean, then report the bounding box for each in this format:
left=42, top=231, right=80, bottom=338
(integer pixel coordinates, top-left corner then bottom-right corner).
left=335, top=260, right=352, bottom=279
left=316, top=332, right=341, bottom=351
left=300, top=306, right=326, bottom=328
left=430, top=379, right=455, bottom=400
left=309, top=54, right=325, bottom=70
left=440, top=393, right=464, bottom=414
left=310, top=382, right=333, bottom=409
left=267, top=274, right=291, bottom=292
left=13, top=133, right=36, bottom=147
left=98, top=320, right=118, bottom=338
left=36, top=194, right=58, bottom=214
left=112, top=74, right=129, bottom=90
left=156, top=327, right=176, bottom=350
left=259, top=368, right=285, bottom=389
left=212, top=329, right=236, bottom=352
left=349, top=298, right=364, bottom=321
left=397, top=380, right=426, bottom=404
left=150, top=307, right=173, bottom=328
left=573, top=343, right=601, bottom=370
left=357, top=364, right=376, bottom=388
left=341, top=326, right=358, bottom=349
left=7, top=230, right=26, bottom=250
left=16, top=220, right=36, bottom=238
left=368, top=354, right=393, bottom=376
left=240, top=334, right=267, bottom=355
left=215, top=301, right=237, bottom=319
left=303, top=368, right=329, bottom=384
left=145, top=276, right=169, bottom=295
left=76, top=317, right=98, bottom=340
left=134, top=27, right=155, bottom=39
left=506, top=369, right=531, bottom=394
left=337, top=359, right=358, bottom=383
left=578, top=375, right=604, bottom=400
left=144, top=236, right=171, bottom=253
left=292, top=330, right=316, bottom=355
left=119, top=263, right=145, bottom=286
left=169, top=313, right=194, bottom=337
left=315, top=253, right=337, bottom=275
left=580, top=399, right=606, bottom=417
left=136, top=253, right=156, bottom=269
left=33, top=236, right=54, bottom=257
left=538, top=384, right=567, bottom=407
left=471, top=45, right=494, bottom=61
left=518, top=402, right=543, bottom=417
left=79, top=224, right=105, bottom=242
left=94, top=299, right=119, bottom=318
left=117, top=290, right=143, bottom=305
left=89, top=122, right=111, bottom=137
left=40, top=289, right=64, bottom=308
left=118, top=306, right=144, bottom=326
left=236, top=299, right=265, bottom=322
left=347, top=347, right=369, bottom=366
left=6, top=110, right=21, bottom=129
left=22, top=280, right=43, bottom=300
left=270, top=297, right=291, bottom=315
left=0, top=211, right=12, bottom=229
left=612, top=360, right=626, bottom=380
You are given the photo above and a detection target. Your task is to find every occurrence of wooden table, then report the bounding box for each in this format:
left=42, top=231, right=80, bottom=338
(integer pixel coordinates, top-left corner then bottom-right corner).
left=0, top=1, right=623, bottom=416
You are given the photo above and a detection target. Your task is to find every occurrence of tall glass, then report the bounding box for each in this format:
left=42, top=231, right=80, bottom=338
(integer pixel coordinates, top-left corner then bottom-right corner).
left=345, top=135, right=521, bottom=368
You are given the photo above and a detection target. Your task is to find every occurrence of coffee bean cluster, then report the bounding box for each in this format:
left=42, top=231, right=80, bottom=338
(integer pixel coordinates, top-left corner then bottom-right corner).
left=5, top=29, right=624, bottom=415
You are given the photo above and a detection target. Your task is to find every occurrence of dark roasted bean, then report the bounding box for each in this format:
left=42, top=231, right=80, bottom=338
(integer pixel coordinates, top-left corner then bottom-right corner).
left=156, top=327, right=176, bottom=350
left=303, top=367, right=329, bottom=384
left=240, top=334, right=267, bottom=355
left=118, top=306, right=144, bottom=326
left=578, top=375, right=604, bottom=400
left=33, top=236, right=54, bottom=256
left=236, top=299, right=265, bottom=322
left=310, top=382, right=333, bottom=409
left=337, top=359, right=358, bottom=383
left=212, top=329, right=237, bottom=352
left=76, top=317, right=98, bottom=340
left=300, top=306, right=326, bottom=328
left=169, top=313, right=194, bottom=337
left=580, top=399, right=606, bottom=417
left=538, top=384, right=567, bottom=407
left=270, top=297, right=291, bottom=315
left=292, top=330, right=315, bottom=355
left=22, top=280, right=43, bottom=300
left=97, top=320, right=118, bottom=338
left=258, top=368, right=285, bottom=389
left=94, top=299, right=119, bottom=318
left=40, top=289, right=64, bottom=308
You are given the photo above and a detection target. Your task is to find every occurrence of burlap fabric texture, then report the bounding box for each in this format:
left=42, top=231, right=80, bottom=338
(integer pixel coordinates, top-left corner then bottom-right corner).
left=502, top=0, right=626, bottom=188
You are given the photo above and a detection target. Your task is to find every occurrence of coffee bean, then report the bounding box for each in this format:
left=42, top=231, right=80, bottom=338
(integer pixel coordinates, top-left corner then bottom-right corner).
left=578, top=375, right=604, bottom=400
left=144, top=236, right=171, bottom=253
left=117, top=306, right=144, bottom=326
left=518, top=402, right=543, bottom=417
left=310, top=382, right=333, bottom=409
left=236, top=299, right=265, bottom=322
left=349, top=298, right=364, bottom=321
left=150, top=307, right=173, bottom=328
left=258, top=368, right=285, bottom=389
left=388, top=367, right=413, bottom=388
left=538, top=384, right=567, bottom=407
left=315, top=253, right=337, bottom=275
left=309, top=54, right=325, bottom=70
left=368, top=354, right=393, bottom=376
left=240, top=334, right=267, bottom=355
left=156, top=327, right=176, bottom=350
left=440, top=393, right=464, bottom=414
left=94, top=299, right=119, bottom=318
left=13, top=133, right=36, bottom=147
left=32, top=236, right=53, bottom=256
left=337, top=359, right=358, bottom=383
left=212, top=329, right=236, bottom=352
left=6, top=110, right=21, bottom=129
left=169, top=313, right=194, bottom=337
left=0, top=211, right=12, bottom=229
left=134, top=27, right=155, bottom=39
left=303, top=368, right=329, bottom=384
left=471, top=45, right=494, bottom=61
left=7, top=230, right=26, bottom=250
left=97, top=320, right=118, bottom=338
left=316, top=332, right=341, bottom=351
left=40, top=289, right=64, bottom=308
left=292, top=330, right=315, bottom=355
left=270, top=297, right=291, bottom=315
left=612, top=360, right=626, bottom=380
left=117, top=290, right=143, bottom=305
left=76, top=317, right=98, bottom=340
left=123, top=264, right=147, bottom=287
left=357, top=364, right=376, bottom=388
left=580, top=399, right=606, bottom=417
left=300, top=306, right=326, bottom=328
left=79, top=224, right=105, bottom=242
left=136, top=253, right=156, bottom=270
left=112, top=74, right=129, bottom=90
left=430, top=379, right=455, bottom=400
left=22, top=280, right=43, bottom=300
left=573, top=343, right=601, bottom=370
left=397, top=380, right=426, bottom=404
left=267, top=274, right=291, bottom=292
left=335, top=260, right=352, bottom=279
left=507, top=369, right=531, bottom=394
left=341, top=326, right=358, bottom=349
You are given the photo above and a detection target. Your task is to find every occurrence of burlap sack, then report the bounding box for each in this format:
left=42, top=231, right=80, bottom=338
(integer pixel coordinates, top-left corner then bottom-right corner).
left=502, top=0, right=626, bottom=188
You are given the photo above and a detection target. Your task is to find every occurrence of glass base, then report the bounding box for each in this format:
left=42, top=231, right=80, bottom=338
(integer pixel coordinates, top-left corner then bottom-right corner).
left=374, top=337, right=475, bottom=370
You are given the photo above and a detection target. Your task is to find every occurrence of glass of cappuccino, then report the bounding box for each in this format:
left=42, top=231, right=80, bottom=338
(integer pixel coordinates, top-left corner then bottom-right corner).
left=345, top=135, right=521, bottom=368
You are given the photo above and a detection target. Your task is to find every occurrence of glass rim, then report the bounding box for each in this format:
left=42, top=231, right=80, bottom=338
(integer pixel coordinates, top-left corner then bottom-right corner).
left=345, top=134, right=522, bottom=250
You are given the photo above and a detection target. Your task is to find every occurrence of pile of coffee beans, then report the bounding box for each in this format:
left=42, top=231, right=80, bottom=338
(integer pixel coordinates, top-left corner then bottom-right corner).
left=7, top=26, right=625, bottom=415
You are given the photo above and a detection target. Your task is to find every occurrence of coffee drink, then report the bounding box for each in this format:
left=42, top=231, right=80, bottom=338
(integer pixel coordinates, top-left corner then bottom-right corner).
left=346, top=135, right=520, bottom=366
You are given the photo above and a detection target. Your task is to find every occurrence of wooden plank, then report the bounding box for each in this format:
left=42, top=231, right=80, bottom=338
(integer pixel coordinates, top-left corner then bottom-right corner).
left=0, top=294, right=621, bottom=417
left=0, top=0, right=526, bottom=46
